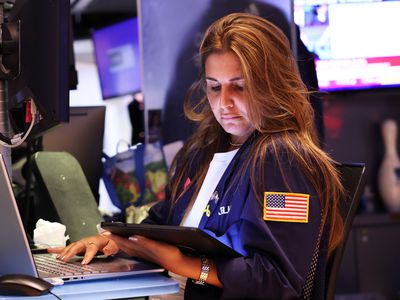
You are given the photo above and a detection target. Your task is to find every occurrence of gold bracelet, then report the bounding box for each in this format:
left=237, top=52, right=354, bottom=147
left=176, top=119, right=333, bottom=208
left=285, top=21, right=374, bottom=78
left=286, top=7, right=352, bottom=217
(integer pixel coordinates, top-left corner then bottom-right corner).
left=194, top=256, right=209, bottom=285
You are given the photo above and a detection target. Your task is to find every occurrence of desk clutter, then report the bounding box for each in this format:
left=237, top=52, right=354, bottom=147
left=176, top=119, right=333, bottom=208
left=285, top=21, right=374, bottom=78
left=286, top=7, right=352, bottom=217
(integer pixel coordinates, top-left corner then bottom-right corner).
left=10, top=139, right=179, bottom=246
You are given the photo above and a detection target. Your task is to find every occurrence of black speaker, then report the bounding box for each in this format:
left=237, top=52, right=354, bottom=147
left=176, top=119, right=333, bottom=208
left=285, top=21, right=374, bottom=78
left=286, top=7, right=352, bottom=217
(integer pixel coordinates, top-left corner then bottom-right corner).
left=31, top=151, right=103, bottom=242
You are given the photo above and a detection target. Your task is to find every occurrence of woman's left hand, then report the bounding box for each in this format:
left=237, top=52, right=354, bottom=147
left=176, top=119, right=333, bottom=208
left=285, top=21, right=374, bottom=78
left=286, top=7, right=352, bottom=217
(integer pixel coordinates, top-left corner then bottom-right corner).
left=102, top=232, right=222, bottom=287
left=101, top=232, right=183, bottom=271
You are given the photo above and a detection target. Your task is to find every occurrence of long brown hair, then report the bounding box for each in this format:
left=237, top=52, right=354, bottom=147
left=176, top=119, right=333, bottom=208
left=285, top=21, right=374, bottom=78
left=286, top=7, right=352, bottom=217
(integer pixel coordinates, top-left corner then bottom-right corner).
left=168, top=13, right=343, bottom=257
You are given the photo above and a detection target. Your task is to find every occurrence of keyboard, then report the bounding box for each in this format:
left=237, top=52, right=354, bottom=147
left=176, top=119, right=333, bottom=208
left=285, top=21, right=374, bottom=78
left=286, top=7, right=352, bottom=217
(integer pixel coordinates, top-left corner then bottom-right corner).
left=34, top=254, right=106, bottom=276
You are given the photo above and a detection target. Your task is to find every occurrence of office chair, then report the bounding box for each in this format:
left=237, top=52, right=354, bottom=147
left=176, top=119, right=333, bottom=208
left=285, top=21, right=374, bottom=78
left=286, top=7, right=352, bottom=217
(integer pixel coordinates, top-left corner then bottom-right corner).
left=30, top=151, right=104, bottom=242
left=325, top=163, right=366, bottom=300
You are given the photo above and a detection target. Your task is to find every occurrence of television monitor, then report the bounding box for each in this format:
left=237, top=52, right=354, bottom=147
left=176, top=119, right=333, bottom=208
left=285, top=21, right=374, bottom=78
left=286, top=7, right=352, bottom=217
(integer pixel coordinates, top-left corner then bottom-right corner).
left=4, top=0, right=70, bottom=138
left=92, top=17, right=141, bottom=100
left=294, top=0, right=400, bottom=92
left=42, top=106, right=106, bottom=202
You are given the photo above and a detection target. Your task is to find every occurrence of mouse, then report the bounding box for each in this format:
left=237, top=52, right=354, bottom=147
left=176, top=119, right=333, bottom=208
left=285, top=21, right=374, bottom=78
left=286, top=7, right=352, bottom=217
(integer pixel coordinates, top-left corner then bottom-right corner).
left=0, top=274, right=54, bottom=296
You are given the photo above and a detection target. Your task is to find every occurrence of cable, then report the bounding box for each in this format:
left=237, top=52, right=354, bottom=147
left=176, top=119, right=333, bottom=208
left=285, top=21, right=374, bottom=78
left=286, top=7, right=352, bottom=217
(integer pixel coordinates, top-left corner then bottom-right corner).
left=0, top=99, right=38, bottom=147
left=0, top=132, right=12, bottom=144
left=49, top=290, right=62, bottom=300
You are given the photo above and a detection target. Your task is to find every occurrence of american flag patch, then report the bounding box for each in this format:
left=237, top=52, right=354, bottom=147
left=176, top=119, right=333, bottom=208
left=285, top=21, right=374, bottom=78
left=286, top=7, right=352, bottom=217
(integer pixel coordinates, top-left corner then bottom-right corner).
left=263, top=192, right=310, bottom=223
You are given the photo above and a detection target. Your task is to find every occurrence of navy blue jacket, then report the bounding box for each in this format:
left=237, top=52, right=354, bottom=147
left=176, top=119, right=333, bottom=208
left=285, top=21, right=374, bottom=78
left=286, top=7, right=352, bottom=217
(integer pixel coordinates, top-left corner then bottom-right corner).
left=144, top=136, right=328, bottom=299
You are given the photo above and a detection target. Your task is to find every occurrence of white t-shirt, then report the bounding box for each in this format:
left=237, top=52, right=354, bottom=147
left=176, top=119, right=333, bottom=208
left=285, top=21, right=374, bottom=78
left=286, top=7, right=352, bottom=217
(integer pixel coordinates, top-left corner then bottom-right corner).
left=181, top=148, right=238, bottom=227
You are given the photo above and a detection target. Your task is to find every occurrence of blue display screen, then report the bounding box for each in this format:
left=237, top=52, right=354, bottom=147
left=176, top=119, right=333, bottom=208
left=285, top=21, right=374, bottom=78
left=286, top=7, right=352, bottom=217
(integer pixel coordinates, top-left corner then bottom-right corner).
left=93, top=18, right=141, bottom=99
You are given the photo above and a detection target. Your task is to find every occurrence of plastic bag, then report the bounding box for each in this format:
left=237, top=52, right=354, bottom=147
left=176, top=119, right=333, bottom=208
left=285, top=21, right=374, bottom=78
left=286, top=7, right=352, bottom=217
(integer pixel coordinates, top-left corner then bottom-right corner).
left=102, top=141, right=168, bottom=222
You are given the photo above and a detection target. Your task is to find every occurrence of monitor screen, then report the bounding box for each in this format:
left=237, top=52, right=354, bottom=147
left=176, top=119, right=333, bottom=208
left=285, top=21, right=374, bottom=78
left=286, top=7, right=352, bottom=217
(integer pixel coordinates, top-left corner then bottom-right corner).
left=294, top=0, right=400, bottom=92
left=6, top=0, right=70, bottom=138
left=92, top=17, right=141, bottom=100
left=42, top=106, right=106, bottom=202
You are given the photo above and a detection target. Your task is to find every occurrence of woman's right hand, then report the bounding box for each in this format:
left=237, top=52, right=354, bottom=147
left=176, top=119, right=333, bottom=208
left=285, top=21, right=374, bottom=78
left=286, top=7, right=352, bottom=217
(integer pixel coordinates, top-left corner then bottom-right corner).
left=47, top=234, right=119, bottom=265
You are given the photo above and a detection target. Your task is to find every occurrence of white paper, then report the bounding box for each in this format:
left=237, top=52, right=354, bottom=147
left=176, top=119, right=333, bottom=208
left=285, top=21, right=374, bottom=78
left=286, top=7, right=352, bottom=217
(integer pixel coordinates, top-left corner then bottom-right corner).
left=33, top=219, right=69, bottom=247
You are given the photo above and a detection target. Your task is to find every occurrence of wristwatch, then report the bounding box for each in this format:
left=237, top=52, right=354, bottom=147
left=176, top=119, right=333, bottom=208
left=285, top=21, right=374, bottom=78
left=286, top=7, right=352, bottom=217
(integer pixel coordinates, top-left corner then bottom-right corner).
left=194, top=256, right=210, bottom=285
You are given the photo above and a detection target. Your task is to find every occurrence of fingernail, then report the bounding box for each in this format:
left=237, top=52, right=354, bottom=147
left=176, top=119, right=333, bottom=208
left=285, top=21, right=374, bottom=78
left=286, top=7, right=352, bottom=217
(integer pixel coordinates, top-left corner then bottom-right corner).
left=81, top=259, right=87, bottom=265
left=101, top=231, right=111, bottom=236
left=129, top=236, right=138, bottom=242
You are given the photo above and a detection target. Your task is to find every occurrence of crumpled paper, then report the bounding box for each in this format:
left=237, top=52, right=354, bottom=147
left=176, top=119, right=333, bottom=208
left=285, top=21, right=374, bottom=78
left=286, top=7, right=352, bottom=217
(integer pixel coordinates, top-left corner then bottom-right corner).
left=33, top=219, right=70, bottom=247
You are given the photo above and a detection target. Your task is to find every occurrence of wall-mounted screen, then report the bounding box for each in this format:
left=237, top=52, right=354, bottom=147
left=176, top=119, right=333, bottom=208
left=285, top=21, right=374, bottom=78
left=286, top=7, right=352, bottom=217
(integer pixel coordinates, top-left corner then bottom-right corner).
left=294, top=0, right=400, bottom=92
left=92, top=17, right=141, bottom=99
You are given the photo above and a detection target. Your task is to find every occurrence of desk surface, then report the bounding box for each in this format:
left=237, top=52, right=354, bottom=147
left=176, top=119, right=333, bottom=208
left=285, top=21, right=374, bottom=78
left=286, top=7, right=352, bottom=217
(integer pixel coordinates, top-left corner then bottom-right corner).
left=0, top=273, right=179, bottom=300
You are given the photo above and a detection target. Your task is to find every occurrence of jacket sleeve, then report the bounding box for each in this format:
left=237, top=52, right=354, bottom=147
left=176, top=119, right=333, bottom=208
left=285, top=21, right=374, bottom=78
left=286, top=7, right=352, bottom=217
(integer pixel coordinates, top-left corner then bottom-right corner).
left=215, top=153, right=323, bottom=299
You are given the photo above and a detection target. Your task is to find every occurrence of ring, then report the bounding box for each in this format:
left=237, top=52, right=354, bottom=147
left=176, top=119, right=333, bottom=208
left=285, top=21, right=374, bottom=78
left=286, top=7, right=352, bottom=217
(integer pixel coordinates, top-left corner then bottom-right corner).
left=88, top=242, right=98, bottom=247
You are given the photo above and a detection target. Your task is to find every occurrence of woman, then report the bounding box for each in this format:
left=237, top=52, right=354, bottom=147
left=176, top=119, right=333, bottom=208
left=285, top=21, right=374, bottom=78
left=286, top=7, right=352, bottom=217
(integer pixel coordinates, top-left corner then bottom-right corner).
left=50, top=13, right=343, bottom=299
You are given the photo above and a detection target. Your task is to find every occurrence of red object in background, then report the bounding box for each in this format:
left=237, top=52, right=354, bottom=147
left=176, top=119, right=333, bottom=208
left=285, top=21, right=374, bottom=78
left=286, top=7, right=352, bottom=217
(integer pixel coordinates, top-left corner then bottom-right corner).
left=324, top=104, right=344, bottom=140
left=25, top=100, right=32, bottom=123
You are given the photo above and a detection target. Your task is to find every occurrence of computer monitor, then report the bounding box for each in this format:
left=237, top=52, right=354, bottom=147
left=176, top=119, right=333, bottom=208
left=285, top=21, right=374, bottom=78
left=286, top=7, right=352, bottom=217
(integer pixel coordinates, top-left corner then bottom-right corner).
left=294, top=0, right=400, bottom=92
left=41, top=106, right=106, bottom=201
left=92, top=17, right=141, bottom=100
left=4, top=0, right=71, bottom=138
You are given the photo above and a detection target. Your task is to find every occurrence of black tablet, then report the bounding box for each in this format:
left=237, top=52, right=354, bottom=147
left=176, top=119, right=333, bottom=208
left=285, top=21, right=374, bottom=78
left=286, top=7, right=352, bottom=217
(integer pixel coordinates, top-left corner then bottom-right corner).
left=101, top=222, right=242, bottom=258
